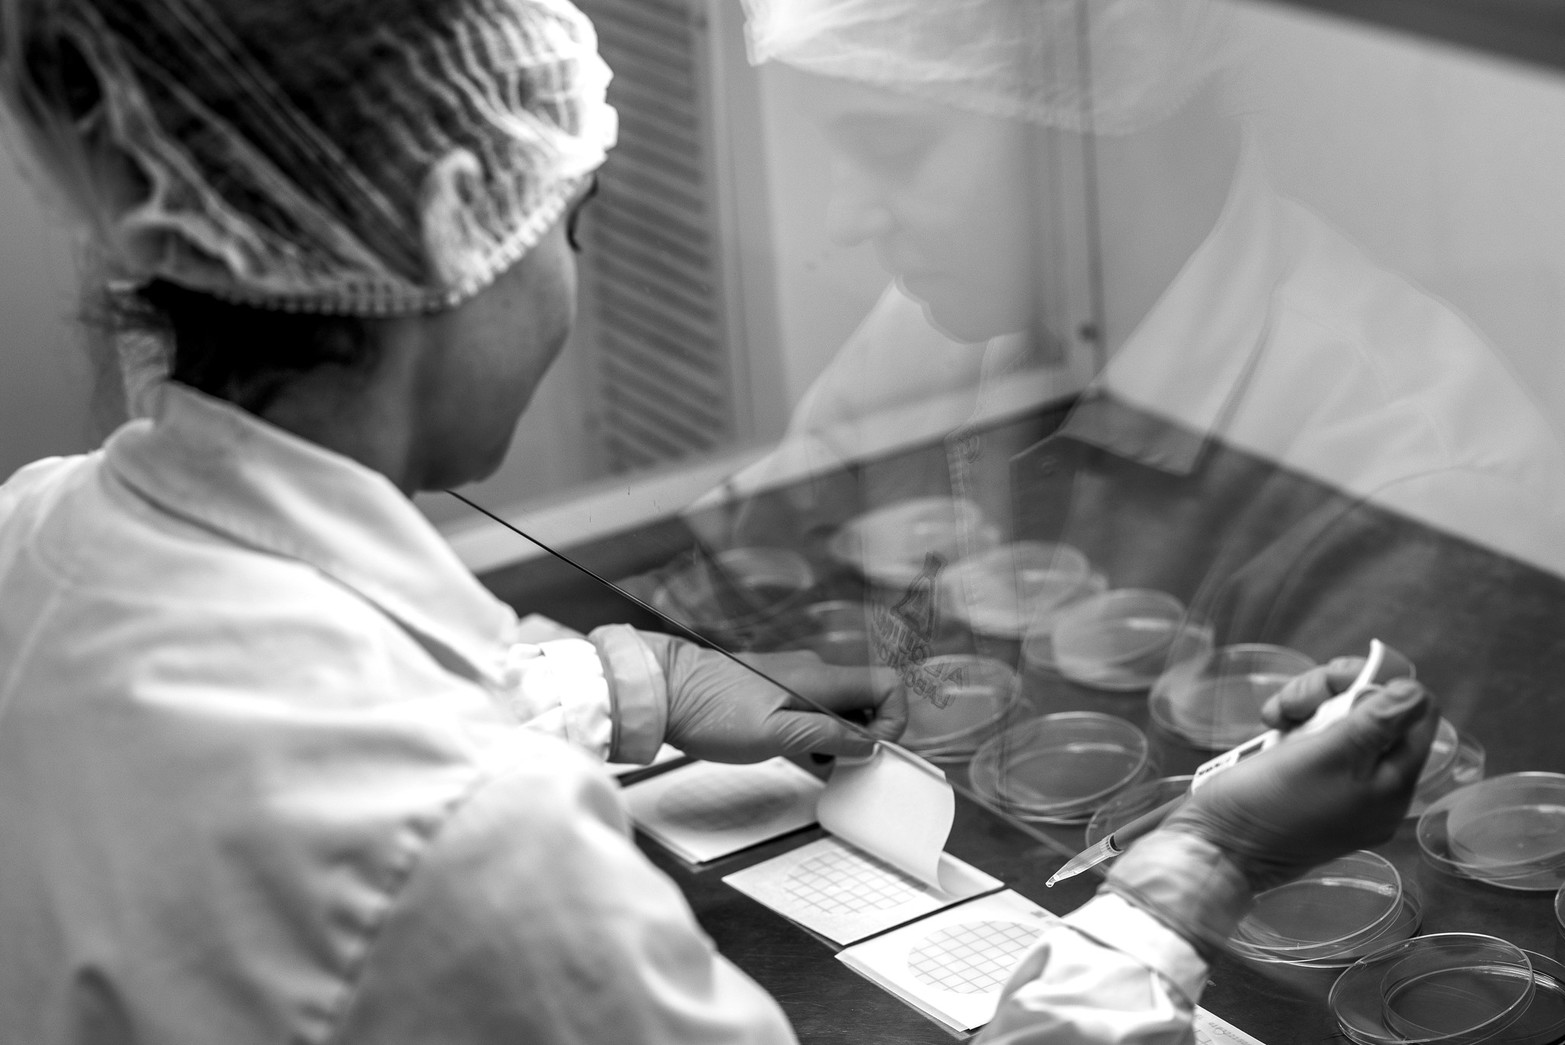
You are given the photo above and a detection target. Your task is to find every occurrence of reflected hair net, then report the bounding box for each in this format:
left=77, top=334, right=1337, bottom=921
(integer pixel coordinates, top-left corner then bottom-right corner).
left=0, top=0, right=617, bottom=314
left=743, top=0, right=1228, bottom=136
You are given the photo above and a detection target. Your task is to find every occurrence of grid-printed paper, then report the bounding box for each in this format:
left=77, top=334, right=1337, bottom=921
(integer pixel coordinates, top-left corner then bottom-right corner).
left=621, top=758, right=823, bottom=863
left=1194, top=1008, right=1269, bottom=1045
left=836, top=891, right=1060, bottom=1032
left=724, top=836, right=1003, bottom=945
left=906, top=919, right=1043, bottom=994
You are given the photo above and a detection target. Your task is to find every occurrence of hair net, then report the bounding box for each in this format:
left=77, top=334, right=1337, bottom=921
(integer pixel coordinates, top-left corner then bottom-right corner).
left=742, top=0, right=1229, bottom=136
left=0, top=0, right=617, bottom=315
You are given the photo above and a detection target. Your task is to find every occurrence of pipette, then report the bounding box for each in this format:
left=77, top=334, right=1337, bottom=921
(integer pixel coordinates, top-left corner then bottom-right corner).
left=1045, top=639, right=1389, bottom=887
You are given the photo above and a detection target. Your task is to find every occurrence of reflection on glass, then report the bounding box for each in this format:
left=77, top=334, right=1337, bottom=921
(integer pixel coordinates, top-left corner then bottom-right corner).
left=579, top=0, right=1565, bottom=831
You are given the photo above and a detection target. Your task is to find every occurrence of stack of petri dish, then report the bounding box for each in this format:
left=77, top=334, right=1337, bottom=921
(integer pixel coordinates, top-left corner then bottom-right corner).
left=939, top=541, right=1102, bottom=640
left=1228, top=851, right=1422, bottom=969
left=1044, top=589, right=1208, bottom=691
left=1330, top=934, right=1565, bottom=1045
left=897, top=655, right=1025, bottom=763
left=1417, top=773, right=1565, bottom=891
left=969, top=712, right=1153, bottom=824
left=1148, top=643, right=1316, bottom=750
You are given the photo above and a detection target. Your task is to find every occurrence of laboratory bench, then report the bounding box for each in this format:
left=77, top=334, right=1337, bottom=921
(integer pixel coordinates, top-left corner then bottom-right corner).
left=479, top=403, right=1565, bottom=1045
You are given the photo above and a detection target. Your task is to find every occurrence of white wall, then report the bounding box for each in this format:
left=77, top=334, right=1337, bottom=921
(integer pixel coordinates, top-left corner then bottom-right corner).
left=0, top=140, right=99, bottom=482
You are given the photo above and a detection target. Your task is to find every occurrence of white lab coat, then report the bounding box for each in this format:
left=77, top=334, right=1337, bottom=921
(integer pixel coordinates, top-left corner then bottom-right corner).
left=0, top=384, right=1228, bottom=1044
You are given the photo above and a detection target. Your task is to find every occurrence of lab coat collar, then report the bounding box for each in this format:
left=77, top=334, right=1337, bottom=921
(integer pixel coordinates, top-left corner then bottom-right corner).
left=1061, top=140, right=1290, bottom=477
left=105, top=383, right=517, bottom=687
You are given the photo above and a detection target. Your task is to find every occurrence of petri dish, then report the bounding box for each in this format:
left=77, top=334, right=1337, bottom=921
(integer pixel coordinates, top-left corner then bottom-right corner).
left=1330, top=934, right=1535, bottom=1045
left=1236, top=880, right=1424, bottom=972
left=1557, top=884, right=1565, bottom=946
left=1418, top=774, right=1565, bottom=891
left=783, top=600, right=872, bottom=666
left=1445, top=773, right=1565, bottom=869
left=898, top=655, right=1023, bottom=762
left=827, top=497, right=999, bottom=589
left=1051, top=589, right=1190, bottom=691
left=1148, top=644, right=1316, bottom=750
left=1084, top=774, right=1194, bottom=848
left=1408, top=720, right=1486, bottom=819
left=1489, top=951, right=1565, bottom=1045
left=652, top=546, right=815, bottom=647
left=1016, top=570, right=1111, bottom=672
left=1229, top=851, right=1404, bottom=963
left=969, top=712, right=1152, bottom=824
left=940, top=542, right=1095, bottom=639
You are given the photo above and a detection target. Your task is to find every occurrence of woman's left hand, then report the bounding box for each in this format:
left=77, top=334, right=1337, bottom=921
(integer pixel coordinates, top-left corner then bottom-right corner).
left=649, top=635, right=906, bottom=763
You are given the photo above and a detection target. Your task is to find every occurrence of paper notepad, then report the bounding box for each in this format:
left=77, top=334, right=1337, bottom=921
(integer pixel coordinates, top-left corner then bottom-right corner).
left=835, top=890, right=1060, bottom=1033
left=723, top=745, right=1002, bottom=944
left=621, top=757, right=825, bottom=863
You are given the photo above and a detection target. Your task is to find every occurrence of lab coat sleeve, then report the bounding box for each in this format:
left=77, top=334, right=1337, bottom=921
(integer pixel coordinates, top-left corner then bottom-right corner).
left=499, top=624, right=670, bottom=766
left=979, top=833, right=1252, bottom=1045
left=330, top=741, right=798, bottom=1045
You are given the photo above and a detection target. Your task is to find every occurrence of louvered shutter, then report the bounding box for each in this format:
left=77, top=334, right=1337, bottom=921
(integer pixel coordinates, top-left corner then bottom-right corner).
left=573, top=0, right=743, bottom=474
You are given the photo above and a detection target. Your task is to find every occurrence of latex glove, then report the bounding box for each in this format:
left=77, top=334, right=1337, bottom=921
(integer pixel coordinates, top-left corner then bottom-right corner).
left=1161, top=656, right=1437, bottom=894
left=645, top=633, right=906, bottom=763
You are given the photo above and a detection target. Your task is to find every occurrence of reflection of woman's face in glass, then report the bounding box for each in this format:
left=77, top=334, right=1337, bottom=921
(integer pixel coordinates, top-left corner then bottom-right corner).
left=800, top=75, right=1044, bottom=343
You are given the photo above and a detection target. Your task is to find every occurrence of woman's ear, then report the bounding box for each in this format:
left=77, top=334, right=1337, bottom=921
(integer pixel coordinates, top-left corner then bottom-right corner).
left=419, top=148, right=488, bottom=288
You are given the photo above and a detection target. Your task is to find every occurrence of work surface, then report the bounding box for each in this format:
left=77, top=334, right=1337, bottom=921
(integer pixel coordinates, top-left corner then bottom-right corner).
left=480, top=408, right=1565, bottom=1044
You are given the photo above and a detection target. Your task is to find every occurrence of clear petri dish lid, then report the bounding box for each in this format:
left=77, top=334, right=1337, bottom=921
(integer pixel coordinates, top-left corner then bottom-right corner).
left=1235, top=877, right=1424, bottom=971
left=1417, top=773, right=1565, bottom=891
left=969, top=712, right=1152, bottom=823
left=1230, top=851, right=1405, bottom=963
left=1330, top=933, right=1536, bottom=1045
left=1148, top=643, right=1317, bottom=751
left=1051, top=589, right=1203, bottom=691
left=940, top=542, right=1093, bottom=639
left=1084, top=775, right=1194, bottom=848
left=1408, top=720, right=1485, bottom=819
left=1490, top=951, right=1565, bottom=1045
left=827, top=496, right=998, bottom=589
left=1557, top=883, right=1565, bottom=944
left=1420, top=718, right=1462, bottom=786
left=1445, top=773, right=1565, bottom=869
left=898, top=655, right=1022, bottom=763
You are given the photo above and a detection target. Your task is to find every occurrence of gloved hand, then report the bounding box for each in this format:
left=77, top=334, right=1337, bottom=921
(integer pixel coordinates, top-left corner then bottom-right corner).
left=645, top=633, right=906, bottom=763
left=1160, top=653, right=1437, bottom=894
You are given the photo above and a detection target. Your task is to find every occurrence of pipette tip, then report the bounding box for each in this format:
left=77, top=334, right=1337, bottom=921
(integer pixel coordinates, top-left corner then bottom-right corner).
left=1046, top=836, right=1119, bottom=887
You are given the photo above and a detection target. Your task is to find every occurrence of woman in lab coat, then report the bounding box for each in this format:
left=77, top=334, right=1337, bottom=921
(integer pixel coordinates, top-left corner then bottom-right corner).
left=0, top=0, right=1434, bottom=1042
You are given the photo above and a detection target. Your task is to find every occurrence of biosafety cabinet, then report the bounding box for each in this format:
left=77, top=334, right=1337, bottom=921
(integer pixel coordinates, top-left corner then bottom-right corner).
left=468, top=3, right=1565, bottom=1041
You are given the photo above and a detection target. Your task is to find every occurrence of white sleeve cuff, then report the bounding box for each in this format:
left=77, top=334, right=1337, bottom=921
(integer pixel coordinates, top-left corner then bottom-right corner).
left=588, top=624, right=669, bottom=764
left=1104, top=830, right=1255, bottom=963
left=501, top=638, right=615, bottom=758
left=1062, top=894, right=1210, bottom=1007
